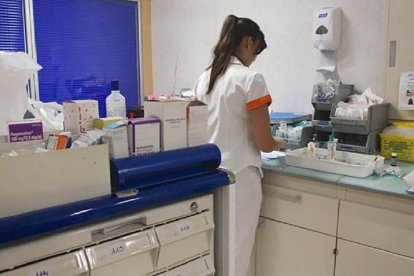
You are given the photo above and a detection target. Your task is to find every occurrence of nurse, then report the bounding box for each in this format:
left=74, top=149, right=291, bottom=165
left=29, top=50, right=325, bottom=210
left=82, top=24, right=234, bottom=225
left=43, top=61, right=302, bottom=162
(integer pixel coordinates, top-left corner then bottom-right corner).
left=194, top=14, right=287, bottom=276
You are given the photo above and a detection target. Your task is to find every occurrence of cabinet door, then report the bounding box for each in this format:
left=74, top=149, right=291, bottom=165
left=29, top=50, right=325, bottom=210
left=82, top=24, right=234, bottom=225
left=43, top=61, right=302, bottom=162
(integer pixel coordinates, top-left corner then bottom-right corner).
left=385, top=0, right=414, bottom=119
left=256, top=218, right=336, bottom=276
left=336, top=239, right=414, bottom=276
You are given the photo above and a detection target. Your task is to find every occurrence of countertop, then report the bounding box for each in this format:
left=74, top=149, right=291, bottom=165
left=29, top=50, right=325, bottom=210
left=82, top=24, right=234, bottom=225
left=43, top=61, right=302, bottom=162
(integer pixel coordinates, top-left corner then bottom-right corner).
left=262, top=157, right=414, bottom=200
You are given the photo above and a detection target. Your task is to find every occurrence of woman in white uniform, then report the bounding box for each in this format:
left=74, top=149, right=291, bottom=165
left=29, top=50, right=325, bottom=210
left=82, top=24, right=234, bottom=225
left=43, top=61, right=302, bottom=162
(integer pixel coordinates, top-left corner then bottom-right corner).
left=194, top=15, right=287, bottom=276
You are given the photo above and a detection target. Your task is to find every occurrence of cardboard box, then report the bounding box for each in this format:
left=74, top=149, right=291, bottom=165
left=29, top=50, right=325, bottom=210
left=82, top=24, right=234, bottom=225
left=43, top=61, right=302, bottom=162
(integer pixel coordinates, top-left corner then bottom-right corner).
left=103, top=121, right=129, bottom=159
left=144, top=100, right=187, bottom=151
left=63, top=100, right=99, bottom=134
left=0, top=143, right=111, bottom=218
left=186, top=100, right=208, bottom=147
left=7, top=119, right=43, bottom=143
left=128, top=117, right=160, bottom=155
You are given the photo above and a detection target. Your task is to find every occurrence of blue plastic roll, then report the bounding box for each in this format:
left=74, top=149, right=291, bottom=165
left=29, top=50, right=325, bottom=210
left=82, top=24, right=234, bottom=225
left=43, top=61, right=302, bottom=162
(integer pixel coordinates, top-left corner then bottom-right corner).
left=110, top=144, right=221, bottom=191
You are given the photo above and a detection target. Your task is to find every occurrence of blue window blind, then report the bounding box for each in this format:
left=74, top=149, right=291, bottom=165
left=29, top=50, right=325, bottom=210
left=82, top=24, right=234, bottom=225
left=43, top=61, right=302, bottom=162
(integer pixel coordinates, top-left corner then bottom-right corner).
left=33, top=0, right=140, bottom=117
left=0, top=0, right=25, bottom=51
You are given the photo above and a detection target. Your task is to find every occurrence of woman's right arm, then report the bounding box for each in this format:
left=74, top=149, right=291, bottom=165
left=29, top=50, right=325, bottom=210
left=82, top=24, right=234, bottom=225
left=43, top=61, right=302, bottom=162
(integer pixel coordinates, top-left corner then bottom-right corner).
left=249, top=104, right=287, bottom=152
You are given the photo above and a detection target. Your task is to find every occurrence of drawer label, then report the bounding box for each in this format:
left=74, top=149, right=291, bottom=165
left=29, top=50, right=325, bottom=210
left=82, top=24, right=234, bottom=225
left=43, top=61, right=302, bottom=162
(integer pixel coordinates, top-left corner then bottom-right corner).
left=107, top=243, right=127, bottom=257
left=29, top=265, right=56, bottom=276
left=177, top=221, right=193, bottom=234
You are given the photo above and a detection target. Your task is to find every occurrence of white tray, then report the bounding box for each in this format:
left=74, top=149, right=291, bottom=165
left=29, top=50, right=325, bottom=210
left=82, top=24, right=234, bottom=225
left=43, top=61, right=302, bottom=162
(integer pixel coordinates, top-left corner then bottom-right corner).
left=285, top=147, right=384, bottom=178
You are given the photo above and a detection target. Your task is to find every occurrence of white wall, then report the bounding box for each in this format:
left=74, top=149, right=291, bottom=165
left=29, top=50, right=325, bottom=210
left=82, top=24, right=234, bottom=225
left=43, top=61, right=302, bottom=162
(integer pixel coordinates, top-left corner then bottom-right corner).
left=151, top=0, right=388, bottom=115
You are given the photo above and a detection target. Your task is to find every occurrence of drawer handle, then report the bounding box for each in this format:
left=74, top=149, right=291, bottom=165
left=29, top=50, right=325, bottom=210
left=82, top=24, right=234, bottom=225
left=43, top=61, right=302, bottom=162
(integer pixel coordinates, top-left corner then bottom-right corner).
left=264, top=190, right=302, bottom=203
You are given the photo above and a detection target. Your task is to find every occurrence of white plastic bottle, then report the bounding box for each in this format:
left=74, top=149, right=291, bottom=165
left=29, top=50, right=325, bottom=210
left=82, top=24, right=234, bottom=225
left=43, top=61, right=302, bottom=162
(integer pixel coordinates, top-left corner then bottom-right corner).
left=106, top=80, right=126, bottom=117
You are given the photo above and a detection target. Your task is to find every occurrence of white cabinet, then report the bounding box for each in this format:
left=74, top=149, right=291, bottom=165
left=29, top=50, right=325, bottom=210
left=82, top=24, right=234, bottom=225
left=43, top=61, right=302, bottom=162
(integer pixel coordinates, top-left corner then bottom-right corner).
left=336, top=239, right=414, bottom=276
left=258, top=171, right=414, bottom=276
left=256, top=218, right=336, bottom=276
left=256, top=178, right=339, bottom=276
left=0, top=195, right=214, bottom=275
left=385, top=0, right=414, bottom=120
left=338, top=200, right=414, bottom=258
left=336, top=196, right=414, bottom=276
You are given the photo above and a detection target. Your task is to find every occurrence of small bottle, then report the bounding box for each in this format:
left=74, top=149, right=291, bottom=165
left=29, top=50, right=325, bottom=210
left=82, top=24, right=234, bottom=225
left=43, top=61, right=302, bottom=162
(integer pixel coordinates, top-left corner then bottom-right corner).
left=332, top=138, right=338, bottom=160
left=312, top=134, right=319, bottom=148
left=311, top=134, right=319, bottom=158
left=390, top=152, right=398, bottom=167
left=106, top=80, right=126, bottom=117
left=327, top=135, right=335, bottom=160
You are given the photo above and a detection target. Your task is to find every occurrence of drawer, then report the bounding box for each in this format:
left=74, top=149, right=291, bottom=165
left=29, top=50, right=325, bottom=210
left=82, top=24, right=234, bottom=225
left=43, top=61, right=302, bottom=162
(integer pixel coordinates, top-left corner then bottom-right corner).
left=86, top=229, right=158, bottom=276
left=159, top=255, right=215, bottom=276
left=155, top=211, right=214, bottom=269
left=338, top=200, right=414, bottom=258
left=1, top=250, right=88, bottom=275
left=261, top=184, right=339, bottom=235
left=336, top=239, right=414, bottom=276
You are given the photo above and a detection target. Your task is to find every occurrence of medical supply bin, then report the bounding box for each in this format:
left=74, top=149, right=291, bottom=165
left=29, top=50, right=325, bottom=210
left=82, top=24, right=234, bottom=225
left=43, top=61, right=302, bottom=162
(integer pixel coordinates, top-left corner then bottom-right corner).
left=330, top=103, right=389, bottom=134
left=270, top=112, right=313, bottom=150
left=380, top=122, right=414, bottom=162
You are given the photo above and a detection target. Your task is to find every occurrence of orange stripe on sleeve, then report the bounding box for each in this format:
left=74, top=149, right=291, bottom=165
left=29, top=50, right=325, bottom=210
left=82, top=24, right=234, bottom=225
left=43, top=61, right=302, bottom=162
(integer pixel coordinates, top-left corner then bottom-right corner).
left=246, top=95, right=272, bottom=111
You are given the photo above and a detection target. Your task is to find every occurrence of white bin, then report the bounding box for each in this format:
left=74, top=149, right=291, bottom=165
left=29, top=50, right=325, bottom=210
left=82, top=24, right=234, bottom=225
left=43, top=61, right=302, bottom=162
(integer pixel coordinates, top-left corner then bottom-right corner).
left=159, top=255, right=215, bottom=276
left=155, top=211, right=214, bottom=269
left=86, top=229, right=159, bottom=276
left=1, top=250, right=88, bottom=275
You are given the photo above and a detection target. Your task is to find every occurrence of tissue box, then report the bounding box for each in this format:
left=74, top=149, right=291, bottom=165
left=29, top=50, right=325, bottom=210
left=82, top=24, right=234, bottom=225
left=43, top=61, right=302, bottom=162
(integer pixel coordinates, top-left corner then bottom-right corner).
left=128, top=117, right=160, bottom=155
left=144, top=100, right=187, bottom=151
left=63, top=100, right=99, bottom=134
left=186, top=100, right=208, bottom=147
left=7, top=119, right=43, bottom=143
left=103, top=121, right=129, bottom=159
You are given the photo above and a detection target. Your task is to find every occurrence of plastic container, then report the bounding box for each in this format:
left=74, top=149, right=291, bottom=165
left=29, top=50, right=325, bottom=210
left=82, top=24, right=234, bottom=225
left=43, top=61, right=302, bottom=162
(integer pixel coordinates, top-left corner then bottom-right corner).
left=330, top=103, right=389, bottom=134
left=380, top=122, right=414, bottom=162
left=285, top=147, right=384, bottom=178
left=333, top=131, right=379, bottom=154
left=311, top=83, right=354, bottom=111
left=106, top=80, right=126, bottom=117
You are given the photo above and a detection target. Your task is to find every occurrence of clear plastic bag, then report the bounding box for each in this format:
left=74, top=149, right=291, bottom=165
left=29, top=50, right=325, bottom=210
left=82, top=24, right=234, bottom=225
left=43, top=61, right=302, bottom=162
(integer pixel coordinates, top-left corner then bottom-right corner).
left=27, top=99, right=64, bottom=132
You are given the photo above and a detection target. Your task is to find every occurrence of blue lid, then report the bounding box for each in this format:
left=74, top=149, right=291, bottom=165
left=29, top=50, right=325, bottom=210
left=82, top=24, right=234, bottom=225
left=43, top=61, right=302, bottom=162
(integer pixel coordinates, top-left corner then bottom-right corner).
left=270, top=112, right=312, bottom=123
left=111, top=80, right=120, bottom=91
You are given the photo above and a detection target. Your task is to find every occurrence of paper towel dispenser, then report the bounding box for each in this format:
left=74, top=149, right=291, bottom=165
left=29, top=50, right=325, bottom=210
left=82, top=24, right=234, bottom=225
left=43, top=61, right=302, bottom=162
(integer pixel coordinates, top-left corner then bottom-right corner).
left=313, top=7, right=341, bottom=51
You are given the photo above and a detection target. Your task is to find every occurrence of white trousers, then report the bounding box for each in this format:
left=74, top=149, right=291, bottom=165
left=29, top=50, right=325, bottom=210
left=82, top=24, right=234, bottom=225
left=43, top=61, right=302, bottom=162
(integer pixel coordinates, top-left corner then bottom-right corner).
left=214, top=166, right=262, bottom=276
left=234, top=166, right=262, bottom=276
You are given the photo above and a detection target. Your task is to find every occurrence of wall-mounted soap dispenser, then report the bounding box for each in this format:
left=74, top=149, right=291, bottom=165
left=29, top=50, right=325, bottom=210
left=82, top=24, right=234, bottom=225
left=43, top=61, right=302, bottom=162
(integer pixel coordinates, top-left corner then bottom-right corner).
left=313, top=7, right=341, bottom=51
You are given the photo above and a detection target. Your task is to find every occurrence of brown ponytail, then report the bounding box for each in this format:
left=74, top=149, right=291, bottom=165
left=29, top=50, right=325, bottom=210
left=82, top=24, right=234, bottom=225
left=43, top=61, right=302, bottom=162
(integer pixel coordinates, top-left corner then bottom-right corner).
left=206, top=15, right=267, bottom=94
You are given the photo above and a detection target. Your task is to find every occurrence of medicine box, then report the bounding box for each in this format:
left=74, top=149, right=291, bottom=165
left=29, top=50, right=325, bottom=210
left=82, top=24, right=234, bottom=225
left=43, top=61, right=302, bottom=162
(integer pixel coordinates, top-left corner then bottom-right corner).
left=128, top=117, right=160, bottom=155
left=144, top=100, right=187, bottom=151
left=93, top=117, right=124, bottom=130
left=103, top=121, right=129, bottom=159
left=186, top=100, right=208, bottom=147
left=7, top=119, right=43, bottom=143
left=0, top=142, right=111, bottom=218
left=63, top=100, right=99, bottom=134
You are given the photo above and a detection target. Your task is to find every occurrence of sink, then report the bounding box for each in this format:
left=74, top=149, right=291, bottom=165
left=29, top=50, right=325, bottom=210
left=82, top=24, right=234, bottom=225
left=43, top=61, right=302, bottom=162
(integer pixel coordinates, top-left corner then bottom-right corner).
left=285, top=147, right=384, bottom=178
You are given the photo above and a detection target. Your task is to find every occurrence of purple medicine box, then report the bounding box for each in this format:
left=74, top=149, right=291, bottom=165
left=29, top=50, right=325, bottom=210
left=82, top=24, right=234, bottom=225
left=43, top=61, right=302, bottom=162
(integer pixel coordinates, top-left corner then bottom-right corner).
left=8, top=120, right=43, bottom=143
left=128, top=117, right=160, bottom=155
